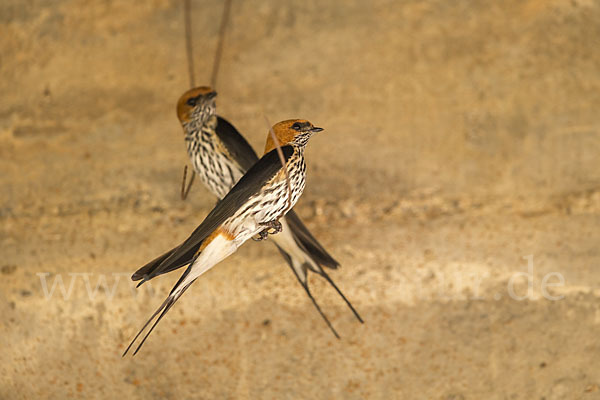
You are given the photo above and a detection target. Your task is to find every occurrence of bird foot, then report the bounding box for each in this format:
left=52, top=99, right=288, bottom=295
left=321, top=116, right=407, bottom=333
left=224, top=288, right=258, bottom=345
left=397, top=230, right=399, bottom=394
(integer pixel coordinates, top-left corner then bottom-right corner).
left=252, top=230, right=269, bottom=241
left=252, top=220, right=282, bottom=241
left=262, top=220, right=283, bottom=234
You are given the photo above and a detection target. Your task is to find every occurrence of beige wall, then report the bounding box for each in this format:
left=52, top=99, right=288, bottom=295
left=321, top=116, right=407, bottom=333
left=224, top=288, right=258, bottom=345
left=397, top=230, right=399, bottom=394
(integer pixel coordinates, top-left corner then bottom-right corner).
left=1, top=1, right=599, bottom=398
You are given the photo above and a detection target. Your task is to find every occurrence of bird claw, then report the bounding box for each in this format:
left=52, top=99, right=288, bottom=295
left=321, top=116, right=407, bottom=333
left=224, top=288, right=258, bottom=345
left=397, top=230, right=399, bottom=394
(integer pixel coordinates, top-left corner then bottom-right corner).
left=252, top=230, right=269, bottom=241
left=263, top=220, right=282, bottom=233
left=252, top=220, right=282, bottom=241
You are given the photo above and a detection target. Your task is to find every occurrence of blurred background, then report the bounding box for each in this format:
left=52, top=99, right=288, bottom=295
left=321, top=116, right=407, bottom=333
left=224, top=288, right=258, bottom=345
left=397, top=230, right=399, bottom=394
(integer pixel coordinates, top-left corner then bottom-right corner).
left=1, top=0, right=600, bottom=398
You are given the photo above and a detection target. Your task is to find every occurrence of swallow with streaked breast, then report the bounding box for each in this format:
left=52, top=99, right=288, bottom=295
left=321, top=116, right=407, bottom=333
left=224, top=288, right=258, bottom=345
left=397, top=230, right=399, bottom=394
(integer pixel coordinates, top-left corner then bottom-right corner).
left=124, top=119, right=322, bottom=356
left=174, top=87, right=363, bottom=337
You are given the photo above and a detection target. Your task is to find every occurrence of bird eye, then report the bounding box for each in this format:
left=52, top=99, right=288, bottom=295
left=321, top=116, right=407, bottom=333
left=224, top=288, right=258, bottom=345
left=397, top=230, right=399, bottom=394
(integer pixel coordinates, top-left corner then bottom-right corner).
left=291, top=122, right=301, bottom=131
left=186, top=98, right=197, bottom=107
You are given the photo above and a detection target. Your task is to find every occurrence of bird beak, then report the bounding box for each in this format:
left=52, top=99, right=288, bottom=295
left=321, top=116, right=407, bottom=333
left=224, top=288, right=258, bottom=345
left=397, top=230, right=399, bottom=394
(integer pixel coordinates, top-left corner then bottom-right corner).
left=311, top=127, right=324, bottom=133
left=207, top=91, right=217, bottom=100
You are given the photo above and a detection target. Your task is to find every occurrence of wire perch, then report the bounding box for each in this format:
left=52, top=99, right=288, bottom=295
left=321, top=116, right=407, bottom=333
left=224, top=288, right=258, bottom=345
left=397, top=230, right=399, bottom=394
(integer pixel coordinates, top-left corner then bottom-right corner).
left=263, top=115, right=293, bottom=214
left=180, top=165, right=196, bottom=200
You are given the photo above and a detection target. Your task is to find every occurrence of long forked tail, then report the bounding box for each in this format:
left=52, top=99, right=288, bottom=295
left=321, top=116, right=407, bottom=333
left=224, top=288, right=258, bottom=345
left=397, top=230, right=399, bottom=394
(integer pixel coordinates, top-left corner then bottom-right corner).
left=123, top=269, right=196, bottom=356
left=318, top=268, right=364, bottom=324
left=283, top=256, right=340, bottom=339
left=275, top=214, right=364, bottom=326
left=275, top=243, right=363, bottom=337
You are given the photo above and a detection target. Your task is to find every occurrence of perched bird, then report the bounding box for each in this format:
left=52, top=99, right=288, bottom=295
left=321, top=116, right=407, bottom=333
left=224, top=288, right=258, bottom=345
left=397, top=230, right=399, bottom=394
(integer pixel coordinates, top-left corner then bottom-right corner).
left=174, top=86, right=363, bottom=337
left=124, top=120, right=322, bottom=356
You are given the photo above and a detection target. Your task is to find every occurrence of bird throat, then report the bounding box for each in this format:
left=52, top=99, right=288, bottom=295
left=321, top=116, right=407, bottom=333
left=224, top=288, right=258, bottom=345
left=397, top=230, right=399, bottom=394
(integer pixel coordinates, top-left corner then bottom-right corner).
left=184, top=110, right=217, bottom=135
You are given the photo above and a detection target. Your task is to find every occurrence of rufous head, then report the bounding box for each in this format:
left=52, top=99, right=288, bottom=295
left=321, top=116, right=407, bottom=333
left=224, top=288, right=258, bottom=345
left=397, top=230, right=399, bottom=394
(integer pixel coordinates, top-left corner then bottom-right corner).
left=264, top=119, right=323, bottom=154
left=176, top=86, right=217, bottom=125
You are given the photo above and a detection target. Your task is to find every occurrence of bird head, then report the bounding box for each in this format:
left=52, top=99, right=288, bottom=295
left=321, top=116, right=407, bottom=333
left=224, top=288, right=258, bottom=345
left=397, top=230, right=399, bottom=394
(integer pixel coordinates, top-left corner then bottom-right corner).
left=176, top=86, right=217, bottom=126
left=264, top=119, right=323, bottom=153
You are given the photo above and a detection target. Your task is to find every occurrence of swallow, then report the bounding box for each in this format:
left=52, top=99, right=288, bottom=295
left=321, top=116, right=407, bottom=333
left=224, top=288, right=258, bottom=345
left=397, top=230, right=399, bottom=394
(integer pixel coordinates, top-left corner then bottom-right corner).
left=124, top=119, right=323, bottom=355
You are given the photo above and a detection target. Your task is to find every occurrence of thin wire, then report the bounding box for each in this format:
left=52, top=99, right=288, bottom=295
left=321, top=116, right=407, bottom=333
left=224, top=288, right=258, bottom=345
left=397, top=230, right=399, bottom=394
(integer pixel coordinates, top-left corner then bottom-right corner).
left=263, top=115, right=293, bottom=214
left=182, top=0, right=196, bottom=199
left=211, top=0, right=232, bottom=88
left=184, top=0, right=195, bottom=87
left=180, top=165, right=196, bottom=200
